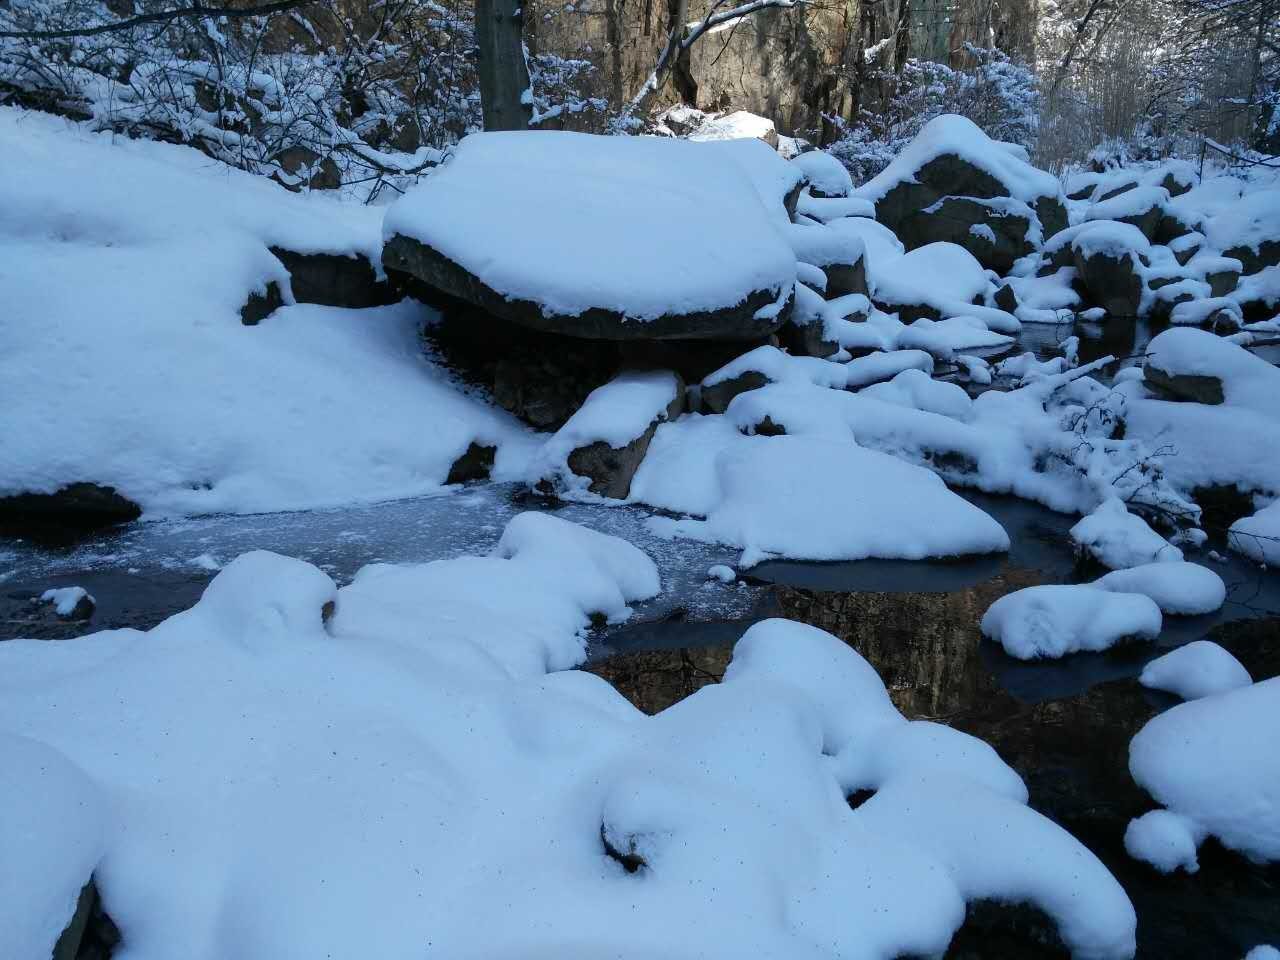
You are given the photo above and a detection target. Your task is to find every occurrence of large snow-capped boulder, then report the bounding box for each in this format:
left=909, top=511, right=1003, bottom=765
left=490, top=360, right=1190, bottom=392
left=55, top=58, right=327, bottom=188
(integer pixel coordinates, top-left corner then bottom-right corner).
left=854, top=115, right=1067, bottom=271
left=1143, top=326, right=1280, bottom=408
left=1205, top=189, right=1280, bottom=275
left=383, top=131, right=797, bottom=341
left=1070, top=221, right=1151, bottom=317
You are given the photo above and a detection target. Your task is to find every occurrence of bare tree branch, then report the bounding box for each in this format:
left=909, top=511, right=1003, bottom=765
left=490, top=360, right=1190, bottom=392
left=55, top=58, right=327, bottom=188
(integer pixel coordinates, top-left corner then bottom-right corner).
left=0, top=1, right=318, bottom=40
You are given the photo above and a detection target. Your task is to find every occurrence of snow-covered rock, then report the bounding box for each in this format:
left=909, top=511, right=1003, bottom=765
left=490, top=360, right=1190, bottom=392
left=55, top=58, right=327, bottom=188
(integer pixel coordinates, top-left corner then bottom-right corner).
left=530, top=371, right=684, bottom=500
left=0, top=107, right=533, bottom=519
left=1138, top=641, right=1252, bottom=701
left=383, top=131, right=797, bottom=340
left=1144, top=326, right=1280, bottom=408
left=0, top=734, right=106, bottom=960
left=1128, top=677, right=1280, bottom=871
left=1070, top=220, right=1152, bottom=317
left=981, top=585, right=1162, bottom=659
left=1229, top=499, right=1280, bottom=565
left=872, top=242, right=1019, bottom=334
left=1204, top=188, right=1280, bottom=275
left=687, top=109, right=779, bottom=148
left=649, top=435, right=1010, bottom=567
left=38, top=586, right=96, bottom=620
left=854, top=115, right=1067, bottom=271
left=1092, top=561, right=1225, bottom=615
left=790, top=149, right=854, bottom=198
left=0, top=541, right=1138, bottom=960
left=1069, top=498, right=1183, bottom=570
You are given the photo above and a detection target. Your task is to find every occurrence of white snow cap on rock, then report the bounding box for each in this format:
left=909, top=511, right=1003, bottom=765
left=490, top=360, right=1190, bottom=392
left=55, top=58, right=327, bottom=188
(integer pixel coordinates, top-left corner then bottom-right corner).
left=1070, top=498, right=1183, bottom=570
left=383, top=131, right=797, bottom=321
left=1146, top=327, right=1280, bottom=415
left=1230, top=500, right=1280, bottom=565
left=1128, top=677, right=1280, bottom=872
left=649, top=435, right=1009, bottom=567
left=854, top=114, right=1062, bottom=207
left=1092, top=561, right=1225, bottom=615
left=39, top=586, right=95, bottom=617
left=0, top=734, right=106, bottom=960
left=1139, top=641, right=1252, bottom=701
left=982, top=585, right=1162, bottom=659
left=790, top=149, right=854, bottom=197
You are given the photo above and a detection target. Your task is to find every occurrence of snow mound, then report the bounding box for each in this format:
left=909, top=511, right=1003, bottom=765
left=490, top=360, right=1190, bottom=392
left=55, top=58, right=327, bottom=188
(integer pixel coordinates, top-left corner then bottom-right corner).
left=1203, top=189, right=1280, bottom=261
left=1138, top=641, right=1252, bottom=701
left=1069, top=498, right=1183, bottom=570
left=1230, top=500, right=1280, bottom=565
left=39, top=586, right=95, bottom=617
left=791, top=150, right=854, bottom=197
left=1092, top=561, right=1225, bottom=615
left=650, top=435, right=1010, bottom=567
left=0, top=734, right=106, bottom=960
left=0, top=540, right=1136, bottom=960
left=383, top=131, right=797, bottom=322
left=981, top=585, right=1162, bottom=659
left=1146, top=327, right=1280, bottom=414
left=1129, top=677, right=1280, bottom=869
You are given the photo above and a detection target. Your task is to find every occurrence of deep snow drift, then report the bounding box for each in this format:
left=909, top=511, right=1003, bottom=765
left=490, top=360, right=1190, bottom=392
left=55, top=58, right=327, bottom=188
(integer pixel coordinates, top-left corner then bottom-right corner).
left=0, top=515, right=1137, bottom=960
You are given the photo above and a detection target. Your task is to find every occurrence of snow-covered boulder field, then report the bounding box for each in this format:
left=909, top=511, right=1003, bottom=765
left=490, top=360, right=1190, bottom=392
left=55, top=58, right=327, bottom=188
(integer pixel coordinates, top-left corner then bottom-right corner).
left=382, top=131, right=799, bottom=340
left=0, top=514, right=1139, bottom=960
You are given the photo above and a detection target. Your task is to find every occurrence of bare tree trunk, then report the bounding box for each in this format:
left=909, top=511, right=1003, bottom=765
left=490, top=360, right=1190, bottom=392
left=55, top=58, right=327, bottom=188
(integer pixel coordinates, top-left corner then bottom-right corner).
left=892, top=0, right=911, bottom=72
left=476, top=0, right=532, bottom=131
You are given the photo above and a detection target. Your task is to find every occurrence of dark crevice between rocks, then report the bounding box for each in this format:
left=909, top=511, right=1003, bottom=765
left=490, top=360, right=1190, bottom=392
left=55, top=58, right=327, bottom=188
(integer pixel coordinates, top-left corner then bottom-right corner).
left=267, top=247, right=397, bottom=310
left=239, top=280, right=285, bottom=325
left=845, top=788, right=876, bottom=811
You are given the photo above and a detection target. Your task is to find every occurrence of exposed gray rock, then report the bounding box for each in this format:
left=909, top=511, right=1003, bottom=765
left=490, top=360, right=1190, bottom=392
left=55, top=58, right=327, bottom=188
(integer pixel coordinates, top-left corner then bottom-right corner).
left=268, top=247, right=397, bottom=309
left=1143, top=365, right=1225, bottom=405
left=824, top=250, right=868, bottom=299
left=1223, top=240, right=1280, bottom=276
left=700, top=370, right=769, bottom=414
left=270, top=146, right=341, bottom=192
left=1205, top=267, right=1241, bottom=298
left=897, top=196, right=1033, bottom=274
left=384, top=233, right=791, bottom=341
left=1074, top=249, right=1145, bottom=317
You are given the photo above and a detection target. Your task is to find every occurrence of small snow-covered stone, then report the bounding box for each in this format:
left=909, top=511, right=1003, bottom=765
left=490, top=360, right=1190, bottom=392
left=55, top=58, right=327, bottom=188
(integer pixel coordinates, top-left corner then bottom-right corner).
left=1070, top=499, right=1182, bottom=570
left=1230, top=500, right=1280, bottom=565
left=706, top=564, right=736, bottom=583
left=790, top=150, right=854, bottom=198
left=38, top=587, right=95, bottom=620
left=981, top=585, right=1162, bottom=660
left=1139, top=641, right=1252, bottom=701
left=1124, top=809, right=1204, bottom=873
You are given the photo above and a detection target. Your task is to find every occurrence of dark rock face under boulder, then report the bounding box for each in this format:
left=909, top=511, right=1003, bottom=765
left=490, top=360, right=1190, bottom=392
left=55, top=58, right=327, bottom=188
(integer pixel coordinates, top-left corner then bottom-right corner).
left=1074, top=249, right=1145, bottom=317
left=561, top=379, right=684, bottom=499
left=1223, top=239, right=1280, bottom=276
left=384, top=233, right=791, bottom=341
left=270, top=146, right=341, bottom=192
left=240, top=280, right=285, bottom=325
left=778, top=316, right=839, bottom=358
left=824, top=251, right=868, bottom=299
left=0, top=483, right=141, bottom=532
left=268, top=247, right=397, bottom=309
left=1205, top=267, right=1241, bottom=298
left=446, top=442, right=497, bottom=484
left=700, top=370, right=769, bottom=414
left=1143, top=365, right=1225, bottom=405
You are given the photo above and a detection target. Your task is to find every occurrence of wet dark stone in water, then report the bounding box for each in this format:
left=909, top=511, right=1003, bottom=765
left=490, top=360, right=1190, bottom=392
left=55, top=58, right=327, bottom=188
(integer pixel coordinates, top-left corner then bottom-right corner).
left=446, top=442, right=497, bottom=484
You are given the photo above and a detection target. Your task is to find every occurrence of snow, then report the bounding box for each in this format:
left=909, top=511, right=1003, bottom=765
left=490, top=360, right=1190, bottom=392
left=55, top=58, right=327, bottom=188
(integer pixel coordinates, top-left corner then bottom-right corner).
left=529, top=371, right=682, bottom=496
left=874, top=241, right=988, bottom=306
left=706, top=563, right=736, bottom=582
left=795, top=193, right=877, bottom=222
left=1203, top=188, right=1280, bottom=258
left=0, top=734, right=106, bottom=960
left=1069, top=498, right=1183, bottom=570
left=1246, top=948, right=1280, bottom=960
left=1071, top=220, right=1152, bottom=260
left=854, top=114, right=1062, bottom=208
left=981, top=585, right=1162, bottom=659
left=1170, top=296, right=1243, bottom=328
left=790, top=150, right=854, bottom=197
left=1124, top=810, right=1205, bottom=874
left=649, top=435, right=1010, bottom=567
left=703, top=345, right=848, bottom=391
left=1129, top=677, right=1280, bottom=870
left=860, top=368, right=973, bottom=420
left=1230, top=500, right=1280, bottom=565
left=383, top=131, right=797, bottom=321
left=1085, top=185, right=1169, bottom=223
left=1092, top=562, right=1226, bottom=615
left=825, top=216, right=905, bottom=273
left=686, top=109, right=777, bottom=144
left=894, top=315, right=1015, bottom=356
left=698, top=137, right=805, bottom=223
left=0, top=107, right=534, bottom=518
left=39, top=586, right=95, bottom=617
left=786, top=221, right=867, bottom=268
left=0, top=540, right=1138, bottom=960
left=1138, top=641, right=1252, bottom=700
